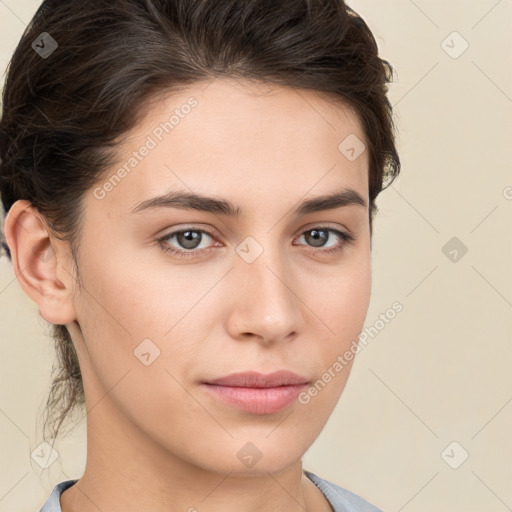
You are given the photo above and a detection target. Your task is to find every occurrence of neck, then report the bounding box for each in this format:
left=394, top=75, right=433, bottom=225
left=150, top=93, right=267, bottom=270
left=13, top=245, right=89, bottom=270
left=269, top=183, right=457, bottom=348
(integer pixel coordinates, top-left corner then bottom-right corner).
left=59, top=392, right=327, bottom=512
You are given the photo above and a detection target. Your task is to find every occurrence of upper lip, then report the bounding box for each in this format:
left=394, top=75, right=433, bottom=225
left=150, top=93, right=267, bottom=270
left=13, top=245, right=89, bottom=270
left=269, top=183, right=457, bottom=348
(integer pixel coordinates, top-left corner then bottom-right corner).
left=204, top=370, right=309, bottom=388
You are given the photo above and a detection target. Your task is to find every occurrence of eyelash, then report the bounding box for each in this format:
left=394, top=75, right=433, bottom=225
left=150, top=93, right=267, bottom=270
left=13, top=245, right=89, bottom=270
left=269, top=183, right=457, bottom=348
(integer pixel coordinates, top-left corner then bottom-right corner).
left=156, top=225, right=355, bottom=259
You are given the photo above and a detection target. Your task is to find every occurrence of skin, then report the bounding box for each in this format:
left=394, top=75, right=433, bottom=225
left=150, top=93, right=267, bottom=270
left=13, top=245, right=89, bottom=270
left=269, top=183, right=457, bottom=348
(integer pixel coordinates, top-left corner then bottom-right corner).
left=5, top=77, right=372, bottom=512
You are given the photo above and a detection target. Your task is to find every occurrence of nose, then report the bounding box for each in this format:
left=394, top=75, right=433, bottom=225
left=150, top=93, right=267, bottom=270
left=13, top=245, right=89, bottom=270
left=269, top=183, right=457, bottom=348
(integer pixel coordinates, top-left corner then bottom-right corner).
left=224, top=240, right=305, bottom=345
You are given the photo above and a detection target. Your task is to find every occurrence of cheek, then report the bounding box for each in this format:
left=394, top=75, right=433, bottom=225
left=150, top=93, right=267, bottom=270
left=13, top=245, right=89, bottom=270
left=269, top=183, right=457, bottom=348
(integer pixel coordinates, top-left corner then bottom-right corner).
left=338, top=268, right=372, bottom=332
left=71, top=248, right=163, bottom=382
left=74, top=249, right=213, bottom=384
left=299, top=266, right=371, bottom=413
left=305, top=257, right=371, bottom=388
left=312, top=255, right=372, bottom=331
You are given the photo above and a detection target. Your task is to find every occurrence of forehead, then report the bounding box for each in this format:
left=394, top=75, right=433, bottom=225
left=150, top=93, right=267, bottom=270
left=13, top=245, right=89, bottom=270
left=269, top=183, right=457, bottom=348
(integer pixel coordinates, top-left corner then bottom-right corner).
left=91, top=77, right=369, bottom=216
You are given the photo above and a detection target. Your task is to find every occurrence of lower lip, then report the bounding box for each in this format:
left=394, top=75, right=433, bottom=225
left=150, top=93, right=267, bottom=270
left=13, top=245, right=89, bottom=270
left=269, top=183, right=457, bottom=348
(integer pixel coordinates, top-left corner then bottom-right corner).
left=201, top=383, right=308, bottom=415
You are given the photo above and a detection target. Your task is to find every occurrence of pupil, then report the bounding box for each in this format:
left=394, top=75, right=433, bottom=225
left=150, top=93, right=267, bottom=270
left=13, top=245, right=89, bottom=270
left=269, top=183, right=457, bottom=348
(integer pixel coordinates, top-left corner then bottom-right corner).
left=308, top=229, right=327, bottom=247
left=179, top=230, right=200, bottom=249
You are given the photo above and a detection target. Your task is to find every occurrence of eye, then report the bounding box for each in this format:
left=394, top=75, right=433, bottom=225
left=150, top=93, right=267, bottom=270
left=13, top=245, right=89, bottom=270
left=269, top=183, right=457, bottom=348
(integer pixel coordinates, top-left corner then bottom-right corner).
left=157, top=227, right=217, bottom=258
left=156, top=225, right=355, bottom=259
left=294, top=226, right=355, bottom=254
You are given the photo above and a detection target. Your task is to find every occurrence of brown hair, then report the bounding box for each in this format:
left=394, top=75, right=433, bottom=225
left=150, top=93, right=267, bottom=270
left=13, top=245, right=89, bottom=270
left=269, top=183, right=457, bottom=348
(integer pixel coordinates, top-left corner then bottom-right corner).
left=0, top=0, right=400, bottom=442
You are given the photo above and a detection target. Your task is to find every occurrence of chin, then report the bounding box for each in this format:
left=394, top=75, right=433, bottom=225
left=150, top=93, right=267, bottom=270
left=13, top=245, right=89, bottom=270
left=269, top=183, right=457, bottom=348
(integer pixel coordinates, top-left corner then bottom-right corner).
left=233, top=445, right=303, bottom=477
left=188, top=439, right=304, bottom=477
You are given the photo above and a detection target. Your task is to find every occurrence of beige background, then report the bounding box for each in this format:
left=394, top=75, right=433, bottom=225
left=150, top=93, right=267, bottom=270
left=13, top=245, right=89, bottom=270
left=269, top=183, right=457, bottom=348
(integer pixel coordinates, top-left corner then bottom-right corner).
left=1, top=1, right=511, bottom=511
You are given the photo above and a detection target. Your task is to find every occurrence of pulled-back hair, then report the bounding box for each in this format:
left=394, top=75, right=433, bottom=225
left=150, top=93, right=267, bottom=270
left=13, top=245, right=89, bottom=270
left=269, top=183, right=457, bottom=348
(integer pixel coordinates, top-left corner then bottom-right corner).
left=0, top=0, right=400, bottom=442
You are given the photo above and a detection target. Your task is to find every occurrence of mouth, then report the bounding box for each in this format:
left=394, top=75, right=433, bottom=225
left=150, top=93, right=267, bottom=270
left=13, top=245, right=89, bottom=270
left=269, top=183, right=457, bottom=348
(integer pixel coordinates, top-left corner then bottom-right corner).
left=201, top=370, right=310, bottom=415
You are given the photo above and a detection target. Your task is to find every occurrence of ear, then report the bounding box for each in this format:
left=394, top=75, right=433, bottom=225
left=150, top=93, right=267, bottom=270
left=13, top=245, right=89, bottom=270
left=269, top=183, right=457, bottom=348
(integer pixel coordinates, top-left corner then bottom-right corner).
left=3, top=199, right=78, bottom=325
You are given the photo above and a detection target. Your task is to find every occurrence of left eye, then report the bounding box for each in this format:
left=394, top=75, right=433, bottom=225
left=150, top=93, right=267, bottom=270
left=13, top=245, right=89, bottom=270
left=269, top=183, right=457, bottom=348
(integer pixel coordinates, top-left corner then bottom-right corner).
left=157, top=226, right=354, bottom=258
left=295, top=227, right=353, bottom=250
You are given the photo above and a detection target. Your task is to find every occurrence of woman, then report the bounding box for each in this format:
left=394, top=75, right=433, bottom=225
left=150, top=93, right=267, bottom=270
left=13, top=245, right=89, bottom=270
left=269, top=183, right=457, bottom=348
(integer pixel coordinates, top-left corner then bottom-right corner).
left=0, top=0, right=400, bottom=510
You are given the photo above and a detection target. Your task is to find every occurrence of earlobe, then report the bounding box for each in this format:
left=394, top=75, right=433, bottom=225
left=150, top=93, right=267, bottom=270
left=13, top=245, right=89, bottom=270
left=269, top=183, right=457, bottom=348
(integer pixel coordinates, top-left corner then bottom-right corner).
left=3, top=199, right=77, bottom=325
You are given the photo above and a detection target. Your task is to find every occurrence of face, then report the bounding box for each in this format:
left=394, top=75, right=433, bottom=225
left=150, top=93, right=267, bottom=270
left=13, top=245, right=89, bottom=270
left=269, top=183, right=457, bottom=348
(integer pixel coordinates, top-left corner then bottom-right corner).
left=61, top=77, right=372, bottom=475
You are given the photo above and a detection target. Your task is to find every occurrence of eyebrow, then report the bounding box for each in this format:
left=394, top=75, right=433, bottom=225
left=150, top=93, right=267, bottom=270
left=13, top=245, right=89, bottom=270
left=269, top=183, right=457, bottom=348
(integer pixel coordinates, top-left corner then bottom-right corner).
left=130, top=187, right=367, bottom=217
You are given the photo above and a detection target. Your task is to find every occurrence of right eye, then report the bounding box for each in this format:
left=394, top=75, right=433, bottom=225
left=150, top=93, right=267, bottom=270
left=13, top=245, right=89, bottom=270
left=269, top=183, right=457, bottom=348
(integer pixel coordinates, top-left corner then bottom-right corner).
left=157, top=226, right=218, bottom=258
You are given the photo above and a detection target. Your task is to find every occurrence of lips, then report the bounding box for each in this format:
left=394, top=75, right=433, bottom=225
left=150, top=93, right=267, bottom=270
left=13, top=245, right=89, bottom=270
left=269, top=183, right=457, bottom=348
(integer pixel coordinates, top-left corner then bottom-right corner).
left=201, top=371, right=310, bottom=414
left=203, top=370, right=309, bottom=388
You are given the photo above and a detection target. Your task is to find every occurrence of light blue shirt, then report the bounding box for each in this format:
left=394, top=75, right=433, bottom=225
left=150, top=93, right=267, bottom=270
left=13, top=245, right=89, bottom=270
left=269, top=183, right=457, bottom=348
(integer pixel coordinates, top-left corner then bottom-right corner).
left=39, top=470, right=384, bottom=512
